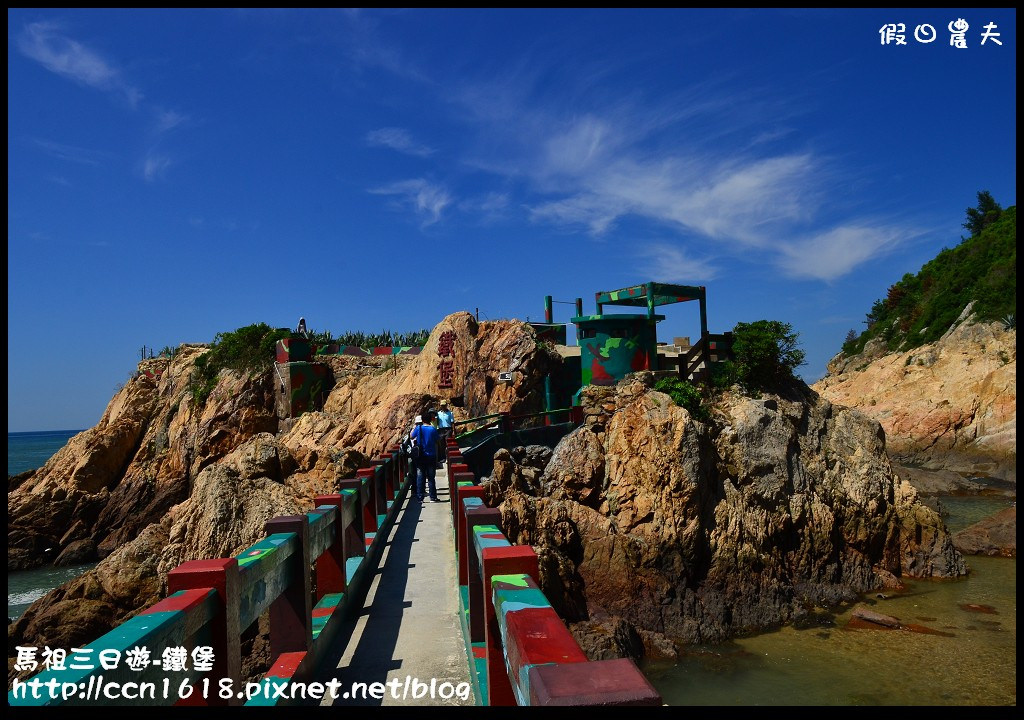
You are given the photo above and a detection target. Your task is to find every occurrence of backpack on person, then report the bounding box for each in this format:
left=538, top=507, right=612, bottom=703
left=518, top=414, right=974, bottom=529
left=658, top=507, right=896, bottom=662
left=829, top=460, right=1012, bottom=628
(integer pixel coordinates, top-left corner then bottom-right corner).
left=403, top=426, right=423, bottom=460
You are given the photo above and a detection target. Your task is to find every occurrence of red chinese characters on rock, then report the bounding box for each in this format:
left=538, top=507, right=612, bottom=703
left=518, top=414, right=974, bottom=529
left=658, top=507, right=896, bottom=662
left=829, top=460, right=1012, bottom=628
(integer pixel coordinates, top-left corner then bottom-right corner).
left=438, top=330, right=457, bottom=389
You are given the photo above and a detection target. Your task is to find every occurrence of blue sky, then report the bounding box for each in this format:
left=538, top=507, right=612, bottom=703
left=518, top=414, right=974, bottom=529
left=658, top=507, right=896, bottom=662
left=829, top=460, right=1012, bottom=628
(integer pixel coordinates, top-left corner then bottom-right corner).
left=8, top=9, right=1017, bottom=432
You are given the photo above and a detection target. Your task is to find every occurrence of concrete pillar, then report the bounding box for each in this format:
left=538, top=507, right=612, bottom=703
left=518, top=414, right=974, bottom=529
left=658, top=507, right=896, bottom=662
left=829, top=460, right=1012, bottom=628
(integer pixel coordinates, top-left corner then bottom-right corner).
left=167, top=559, right=241, bottom=705
left=264, top=515, right=313, bottom=657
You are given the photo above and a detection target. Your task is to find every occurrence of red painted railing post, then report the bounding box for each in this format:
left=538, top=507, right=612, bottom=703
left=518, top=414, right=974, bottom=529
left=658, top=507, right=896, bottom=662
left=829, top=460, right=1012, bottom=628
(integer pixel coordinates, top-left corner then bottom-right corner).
left=527, top=659, right=663, bottom=706
left=167, top=558, right=241, bottom=706
left=312, top=496, right=348, bottom=599
left=264, top=515, right=313, bottom=658
left=482, top=546, right=539, bottom=706
left=464, top=507, right=503, bottom=643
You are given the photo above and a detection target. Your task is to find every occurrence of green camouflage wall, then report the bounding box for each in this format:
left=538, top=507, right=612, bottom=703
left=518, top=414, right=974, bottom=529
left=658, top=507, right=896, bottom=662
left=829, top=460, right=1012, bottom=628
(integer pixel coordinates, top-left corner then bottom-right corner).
left=287, top=362, right=331, bottom=416
left=574, top=315, right=660, bottom=386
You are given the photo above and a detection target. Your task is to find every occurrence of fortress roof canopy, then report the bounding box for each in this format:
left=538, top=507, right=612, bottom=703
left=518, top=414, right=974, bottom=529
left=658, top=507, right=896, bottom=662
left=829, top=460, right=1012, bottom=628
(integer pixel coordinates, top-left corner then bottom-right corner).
left=595, top=282, right=706, bottom=318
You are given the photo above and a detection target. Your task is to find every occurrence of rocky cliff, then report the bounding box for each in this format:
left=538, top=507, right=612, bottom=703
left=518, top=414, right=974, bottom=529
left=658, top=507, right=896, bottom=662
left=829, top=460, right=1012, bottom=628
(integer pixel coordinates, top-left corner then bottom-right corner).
left=8, top=313, right=557, bottom=684
left=812, top=310, right=1015, bottom=483
left=484, top=374, right=966, bottom=650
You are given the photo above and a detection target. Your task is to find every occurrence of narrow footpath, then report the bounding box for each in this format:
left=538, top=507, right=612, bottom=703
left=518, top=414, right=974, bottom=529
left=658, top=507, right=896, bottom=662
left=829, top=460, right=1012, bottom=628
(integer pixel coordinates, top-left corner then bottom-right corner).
left=320, top=462, right=475, bottom=706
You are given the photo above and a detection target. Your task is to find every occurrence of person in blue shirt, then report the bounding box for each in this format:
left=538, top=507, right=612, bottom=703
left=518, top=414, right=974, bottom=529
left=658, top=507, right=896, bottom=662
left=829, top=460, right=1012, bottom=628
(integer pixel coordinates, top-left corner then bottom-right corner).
left=436, top=402, right=454, bottom=465
left=412, top=412, right=439, bottom=502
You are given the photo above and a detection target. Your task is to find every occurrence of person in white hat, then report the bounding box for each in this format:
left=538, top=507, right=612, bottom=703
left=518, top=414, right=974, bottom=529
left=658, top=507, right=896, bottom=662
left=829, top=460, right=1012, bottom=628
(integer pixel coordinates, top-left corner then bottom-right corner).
left=409, top=414, right=439, bottom=502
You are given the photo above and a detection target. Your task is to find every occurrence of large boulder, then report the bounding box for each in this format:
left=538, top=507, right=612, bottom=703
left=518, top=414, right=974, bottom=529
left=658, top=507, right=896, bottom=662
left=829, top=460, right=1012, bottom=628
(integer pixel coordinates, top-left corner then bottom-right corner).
left=493, top=374, right=966, bottom=649
left=953, top=506, right=1016, bottom=557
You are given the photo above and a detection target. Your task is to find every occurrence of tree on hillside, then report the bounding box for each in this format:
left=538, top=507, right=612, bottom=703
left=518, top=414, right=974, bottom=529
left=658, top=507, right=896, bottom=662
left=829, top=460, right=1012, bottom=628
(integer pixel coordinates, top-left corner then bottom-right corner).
left=963, top=190, right=1003, bottom=238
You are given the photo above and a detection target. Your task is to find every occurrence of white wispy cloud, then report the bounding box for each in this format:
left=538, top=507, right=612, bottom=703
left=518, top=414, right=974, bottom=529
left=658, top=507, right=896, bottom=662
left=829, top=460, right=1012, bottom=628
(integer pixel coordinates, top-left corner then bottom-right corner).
left=31, top=138, right=105, bottom=165
left=17, top=22, right=142, bottom=108
left=636, top=244, right=720, bottom=282
left=368, top=179, right=452, bottom=226
left=365, top=127, right=435, bottom=157
left=142, top=152, right=172, bottom=182
left=776, top=225, right=915, bottom=282
left=448, top=73, right=911, bottom=281
left=155, top=109, right=188, bottom=134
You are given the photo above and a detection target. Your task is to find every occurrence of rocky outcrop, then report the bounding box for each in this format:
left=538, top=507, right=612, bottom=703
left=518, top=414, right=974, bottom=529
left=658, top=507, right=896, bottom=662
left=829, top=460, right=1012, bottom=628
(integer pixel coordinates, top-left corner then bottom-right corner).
left=9, top=314, right=564, bottom=685
left=9, top=434, right=319, bottom=685
left=487, top=374, right=966, bottom=649
left=8, top=345, right=282, bottom=570
left=953, top=506, right=1016, bottom=557
left=324, top=312, right=561, bottom=455
left=813, top=314, right=1015, bottom=483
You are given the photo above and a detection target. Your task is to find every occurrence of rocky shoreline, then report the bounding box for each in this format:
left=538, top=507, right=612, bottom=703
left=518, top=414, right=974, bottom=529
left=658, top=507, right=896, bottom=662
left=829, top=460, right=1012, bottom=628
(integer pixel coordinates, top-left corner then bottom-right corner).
left=481, top=373, right=969, bottom=659
left=813, top=313, right=1016, bottom=485
left=8, top=312, right=1013, bottom=683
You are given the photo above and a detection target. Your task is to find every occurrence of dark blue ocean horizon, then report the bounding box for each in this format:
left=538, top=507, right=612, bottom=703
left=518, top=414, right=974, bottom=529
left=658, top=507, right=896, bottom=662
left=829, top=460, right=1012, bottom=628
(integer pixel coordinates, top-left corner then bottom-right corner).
left=8, top=430, right=84, bottom=476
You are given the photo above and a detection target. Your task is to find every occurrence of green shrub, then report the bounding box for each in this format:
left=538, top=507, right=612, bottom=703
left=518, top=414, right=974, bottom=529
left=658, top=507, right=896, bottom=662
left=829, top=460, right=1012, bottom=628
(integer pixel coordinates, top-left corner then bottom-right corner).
left=190, top=323, right=290, bottom=406
left=654, top=376, right=709, bottom=421
left=729, top=320, right=805, bottom=394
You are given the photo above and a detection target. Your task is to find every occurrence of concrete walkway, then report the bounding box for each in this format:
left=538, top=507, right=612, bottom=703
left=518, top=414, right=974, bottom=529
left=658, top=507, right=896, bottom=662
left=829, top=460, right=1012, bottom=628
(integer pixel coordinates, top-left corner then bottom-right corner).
left=319, top=463, right=474, bottom=706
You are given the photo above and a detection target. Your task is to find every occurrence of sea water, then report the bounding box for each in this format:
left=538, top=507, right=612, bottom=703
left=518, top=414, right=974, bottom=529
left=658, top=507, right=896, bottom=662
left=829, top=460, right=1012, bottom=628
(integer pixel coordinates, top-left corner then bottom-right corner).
left=644, top=494, right=1017, bottom=706
left=8, top=430, right=93, bottom=620
left=8, top=429, right=82, bottom=476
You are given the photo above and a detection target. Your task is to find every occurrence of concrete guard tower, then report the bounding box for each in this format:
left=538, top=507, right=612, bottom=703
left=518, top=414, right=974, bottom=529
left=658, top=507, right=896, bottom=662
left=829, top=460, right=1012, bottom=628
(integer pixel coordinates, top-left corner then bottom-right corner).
left=572, top=281, right=709, bottom=389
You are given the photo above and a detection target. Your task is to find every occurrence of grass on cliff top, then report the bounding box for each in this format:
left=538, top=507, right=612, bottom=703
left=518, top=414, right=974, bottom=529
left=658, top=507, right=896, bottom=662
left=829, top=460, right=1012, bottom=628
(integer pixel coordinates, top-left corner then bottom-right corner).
left=190, top=323, right=290, bottom=406
left=187, top=324, right=434, bottom=406
left=843, top=201, right=1016, bottom=357
left=306, top=328, right=431, bottom=349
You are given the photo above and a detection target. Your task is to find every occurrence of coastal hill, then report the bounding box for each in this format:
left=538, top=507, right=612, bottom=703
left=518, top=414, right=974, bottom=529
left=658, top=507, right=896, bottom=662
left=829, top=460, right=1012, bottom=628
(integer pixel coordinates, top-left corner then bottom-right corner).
left=813, top=205, right=1016, bottom=483
left=8, top=312, right=966, bottom=682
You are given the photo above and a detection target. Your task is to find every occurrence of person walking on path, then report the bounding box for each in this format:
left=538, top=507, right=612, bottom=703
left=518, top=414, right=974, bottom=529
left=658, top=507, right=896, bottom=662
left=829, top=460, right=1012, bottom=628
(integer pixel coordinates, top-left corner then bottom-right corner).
left=436, top=402, right=454, bottom=465
left=412, top=415, right=439, bottom=502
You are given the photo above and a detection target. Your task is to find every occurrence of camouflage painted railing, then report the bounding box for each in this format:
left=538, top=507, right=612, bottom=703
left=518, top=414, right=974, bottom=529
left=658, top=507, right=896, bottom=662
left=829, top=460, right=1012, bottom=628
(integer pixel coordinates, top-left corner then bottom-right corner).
left=9, top=448, right=410, bottom=707
left=446, top=439, right=661, bottom=707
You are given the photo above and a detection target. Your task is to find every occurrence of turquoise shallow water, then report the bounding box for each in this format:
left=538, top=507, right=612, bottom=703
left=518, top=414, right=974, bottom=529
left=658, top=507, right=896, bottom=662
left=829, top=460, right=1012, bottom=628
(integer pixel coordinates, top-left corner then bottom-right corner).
left=644, top=493, right=1017, bottom=706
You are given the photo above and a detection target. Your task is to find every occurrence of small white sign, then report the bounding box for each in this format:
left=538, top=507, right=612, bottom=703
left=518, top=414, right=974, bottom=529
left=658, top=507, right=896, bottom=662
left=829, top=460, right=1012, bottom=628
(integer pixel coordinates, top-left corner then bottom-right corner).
left=498, top=372, right=514, bottom=383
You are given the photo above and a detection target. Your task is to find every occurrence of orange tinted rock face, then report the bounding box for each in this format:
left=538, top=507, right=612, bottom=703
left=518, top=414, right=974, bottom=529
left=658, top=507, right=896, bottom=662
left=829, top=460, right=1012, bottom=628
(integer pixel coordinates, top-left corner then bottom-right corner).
left=813, top=317, right=1016, bottom=483
left=490, top=374, right=966, bottom=648
left=8, top=314, right=562, bottom=685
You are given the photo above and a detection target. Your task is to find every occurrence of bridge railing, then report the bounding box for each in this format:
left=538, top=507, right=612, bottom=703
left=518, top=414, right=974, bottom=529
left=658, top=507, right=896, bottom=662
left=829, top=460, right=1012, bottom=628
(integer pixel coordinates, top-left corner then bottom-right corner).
left=9, top=447, right=410, bottom=707
left=446, top=438, right=661, bottom=706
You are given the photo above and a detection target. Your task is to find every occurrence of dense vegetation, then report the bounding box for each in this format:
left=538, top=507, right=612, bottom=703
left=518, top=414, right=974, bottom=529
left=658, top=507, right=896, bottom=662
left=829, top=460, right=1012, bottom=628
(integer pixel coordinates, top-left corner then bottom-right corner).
left=307, top=329, right=431, bottom=349
left=190, top=323, right=290, bottom=406
left=713, top=320, right=806, bottom=395
left=188, top=324, right=432, bottom=406
left=658, top=319, right=807, bottom=415
left=843, top=194, right=1016, bottom=357
left=653, top=376, right=709, bottom=421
